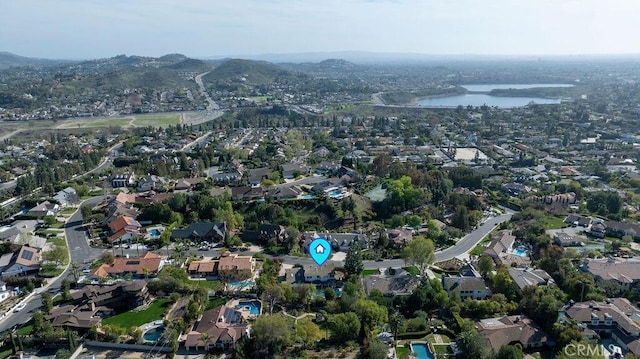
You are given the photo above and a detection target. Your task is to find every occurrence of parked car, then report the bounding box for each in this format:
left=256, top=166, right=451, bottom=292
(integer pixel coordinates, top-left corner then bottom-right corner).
left=14, top=303, right=27, bottom=312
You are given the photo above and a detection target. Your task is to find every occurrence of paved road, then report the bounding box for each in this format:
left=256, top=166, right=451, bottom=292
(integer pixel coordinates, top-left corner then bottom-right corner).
left=0, top=197, right=108, bottom=333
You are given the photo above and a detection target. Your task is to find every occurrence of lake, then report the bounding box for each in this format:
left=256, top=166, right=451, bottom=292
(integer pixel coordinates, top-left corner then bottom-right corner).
left=416, top=83, right=573, bottom=108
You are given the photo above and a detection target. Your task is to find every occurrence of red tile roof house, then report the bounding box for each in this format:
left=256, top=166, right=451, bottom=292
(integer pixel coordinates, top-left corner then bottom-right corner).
left=217, top=254, right=256, bottom=282
left=185, top=305, right=250, bottom=351
left=108, top=215, right=142, bottom=244
left=88, top=252, right=163, bottom=280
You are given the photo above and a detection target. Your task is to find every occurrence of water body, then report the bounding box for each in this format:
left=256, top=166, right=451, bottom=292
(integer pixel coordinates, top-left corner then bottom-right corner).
left=417, top=83, right=573, bottom=108
left=461, top=83, right=575, bottom=92
left=417, top=94, right=561, bottom=108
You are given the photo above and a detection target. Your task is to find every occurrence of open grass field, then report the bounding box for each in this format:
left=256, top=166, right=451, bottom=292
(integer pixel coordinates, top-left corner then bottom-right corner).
left=540, top=215, right=569, bottom=229
left=101, top=298, right=171, bottom=329
left=132, top=113, right=180, bottom=127
left=188, top=279, right=222, bottom=291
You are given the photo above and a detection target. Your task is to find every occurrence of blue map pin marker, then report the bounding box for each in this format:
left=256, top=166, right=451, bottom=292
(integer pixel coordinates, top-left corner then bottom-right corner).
left=309, top=237, right=331, bottom=266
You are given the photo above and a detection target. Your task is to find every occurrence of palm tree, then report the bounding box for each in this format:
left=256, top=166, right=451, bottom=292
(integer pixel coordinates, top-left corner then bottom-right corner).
left=389, top=312, right=404, bottom=347
left=200, top=332, right=211, bottom=351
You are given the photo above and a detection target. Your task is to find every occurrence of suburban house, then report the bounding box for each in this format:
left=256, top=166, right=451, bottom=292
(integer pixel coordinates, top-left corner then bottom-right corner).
left=217, top=254, right=256, bottom=282
left=108, top=215, right=142, bottom=243
left=188, top=254, right=256, bottom=282
left=185, top=305, right=250, bottom=350
left=111, top=172, right=136, bottom=188
left=483, top=230, right=530, bottom=267
left=301, top=262, right=344, bottom=284
left=560, top=298, right=640, bottom=355
left=248, top=167, right=273, bottom=186
left=250, top=224, right=288, bottom=245
left=171, top=222, right=227, bottom=243
left=267, top=185, right=303, bottom=200
left=304, top=231, right=368, bottom=252
left=386, top=228, right=413, bottom=248
left=0, top=245, right=43, bottom=278
left=87, top=252, right=164, bottom=280
left=507, top=267, right=554, bottom=292
left=362, top=269, right=420, bottom=296
left=580, top=257, right=640, bottom=290
left=281, top=163, right=308, bottom=179
left=53, top=187, right=79, bottom=207
left=174, top=177, right=207, bottom=191
left=27, top=201, right=59, bottom=217
left=136, top=175, right=169, bottom=192
left=604, top=221, right=640, bottom=241
left=188, top=259, right=218, bottom=278
left=0, top=281, right=11, bottom=303
left=564, top=214, right=592, bottom=227
left=47, top=281, right=149, bottom=330
left=230, top=186, right=264, bottom=202
left=210, top=171, right=242, bottom=186
left=553, top=232, right=586, bottom=247
left=442, top=275, right=491, bottom=300
left=476, top=315, right=553, bottom=352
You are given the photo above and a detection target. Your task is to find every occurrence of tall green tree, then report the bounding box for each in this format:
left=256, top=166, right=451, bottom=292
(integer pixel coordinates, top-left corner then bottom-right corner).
left=251, top=315, right=291, bottom=355
left=344, top=243, right=364, bottom=278
left=401, top=236, right=435, bottom=277
left=328, top=312, right=361, bottom=341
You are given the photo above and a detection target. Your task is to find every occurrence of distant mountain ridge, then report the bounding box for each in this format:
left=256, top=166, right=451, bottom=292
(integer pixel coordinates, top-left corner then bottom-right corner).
left=0, top=51, right=76, bottom=69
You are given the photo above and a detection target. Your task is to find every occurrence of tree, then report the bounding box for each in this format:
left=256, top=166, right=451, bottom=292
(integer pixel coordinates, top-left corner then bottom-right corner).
left=389, top=312, right=404, bottom=344
left=492, top=267, right=518, bottom=301
left=261, top=283, right=284, bottom=315
left=294, top=317, right=322, bottom=348
left=478, top=255, right=495, bottom=278
left=61, top=279, right=71, bottom=301
left=344, top=243, right=364, bottom=278
left=456, top=326, right=488, bottom=359
left=41, top=292, right=53, bottom=314
left=328, top=312, right=360, bottom=341
left=353, top=299, right=388, bottom=335
left=367, top=339, right=390, bottom=359
left=43, top=245, right=68, bottom=266
left=251, top=315, right=291, bottom=355
left=494, top=344, right=524, bottom=359
left=401, top=236, right=435, bottom=277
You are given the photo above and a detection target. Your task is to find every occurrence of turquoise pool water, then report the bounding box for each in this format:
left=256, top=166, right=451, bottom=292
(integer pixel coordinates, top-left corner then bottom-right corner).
left=412, top=343, right=435, bottom=359
left=237, top=301, right=261, bottom=315
left=143, top=326, right=165, bottom=342
left=515, top=249, right=527, bottom=256
left=300, top=194, right=316, bottom=199
left=229, top=280, right=256, bottom=289
left=328, top=190, right=342, bottom=198
left=149, top=229, right=161, bottom=237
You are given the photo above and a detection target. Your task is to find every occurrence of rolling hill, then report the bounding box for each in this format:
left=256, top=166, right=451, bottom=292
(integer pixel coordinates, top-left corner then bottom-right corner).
left=202, top=58, right=306, bottom=86
left=0, top=51, right=75, bottom=69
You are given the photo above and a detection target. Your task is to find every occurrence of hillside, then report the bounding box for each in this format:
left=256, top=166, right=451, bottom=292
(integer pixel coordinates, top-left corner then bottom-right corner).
left=279, top=58, right=360, bottom=78
left=0, top=51, right=75, bottom=69
left=203, top=58, right=306, bottom=86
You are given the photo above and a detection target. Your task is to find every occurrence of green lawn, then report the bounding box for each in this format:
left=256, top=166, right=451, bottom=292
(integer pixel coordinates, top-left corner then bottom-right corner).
left=206, top=297, right=229, bottom=311
left=61, top=208, right=77, bottom=216
left=540, top=216, right=569, bottom=229
left=101, top=298, right=171, bottom=329
left=46, top=237, right=66, bottom=247
left=469, top=245, right=485, bottom=256
left=39, top=265, right=64, bottom=278
left=189, top=279, right=222, bottom=291
left=396, top=346, right=411, bottom=359
left=402, top=266, right=420, bottom=276
left=70, top=118, right=131, bottom=128
left=361, top=269, right=379, bottom=276
left=16, top=322, right=34, bottom=336
left=133, top=114, right=180, bottom=127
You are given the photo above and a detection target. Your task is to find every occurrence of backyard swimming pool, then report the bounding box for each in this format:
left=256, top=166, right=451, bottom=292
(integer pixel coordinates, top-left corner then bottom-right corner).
left=237, top=300, right=261, bottom=315
left=149, top=229, right=161, bottom=237
left=229, top=280, right=256, bottom=290
left=143, top=326, right=165, bottom=342
left=515, top=248, right=527, bottom=256
left=411, top=343, right=435, bottom=359
left=328, top=190, right=342, bottom=198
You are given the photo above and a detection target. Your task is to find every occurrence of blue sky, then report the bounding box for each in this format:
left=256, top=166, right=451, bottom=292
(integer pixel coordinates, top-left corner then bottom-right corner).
left=1, top=0, right=637, bottom=59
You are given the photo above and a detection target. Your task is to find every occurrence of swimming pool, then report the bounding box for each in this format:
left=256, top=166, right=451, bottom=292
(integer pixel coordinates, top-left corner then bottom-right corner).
left=237, top=301, right=261, bottom=315
left=300, top=194, right=316, bottom=199
left=411, top=343, right=435, bottom=359
left=149, top=229, right=161, bottom=237
left=143, top=326, right=165, bottom=342
left=515, top=249, right=527, bottom=256
left=328, top=190, right=342, bottom=198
